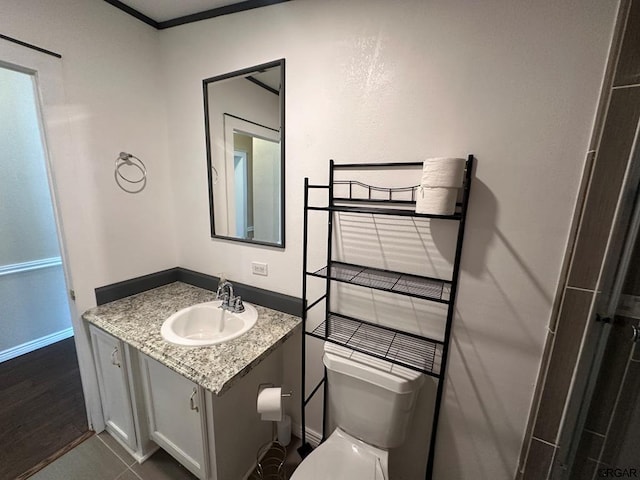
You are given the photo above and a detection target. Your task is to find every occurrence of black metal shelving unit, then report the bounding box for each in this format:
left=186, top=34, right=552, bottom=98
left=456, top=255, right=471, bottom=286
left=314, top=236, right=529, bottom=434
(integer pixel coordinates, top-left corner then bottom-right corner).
left=299, top=156, right=474, bottom=479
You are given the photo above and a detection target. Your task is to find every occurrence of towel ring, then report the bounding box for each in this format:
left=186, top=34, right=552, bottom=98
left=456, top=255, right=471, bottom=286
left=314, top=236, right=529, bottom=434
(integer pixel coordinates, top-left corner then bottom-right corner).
left=115, top=152, right=147, bottom=193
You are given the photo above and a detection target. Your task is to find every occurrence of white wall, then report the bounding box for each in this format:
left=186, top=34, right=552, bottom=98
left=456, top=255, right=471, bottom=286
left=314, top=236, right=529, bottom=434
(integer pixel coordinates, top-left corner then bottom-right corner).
left=1, top=0, right=178, bottom=429
left=0, top=68, right=60, bottom=264
left=252, top=137, right=281, bottom=243
left=0, top=67, right=72, bottom=353
left=160, top=0, right=618, bottom=478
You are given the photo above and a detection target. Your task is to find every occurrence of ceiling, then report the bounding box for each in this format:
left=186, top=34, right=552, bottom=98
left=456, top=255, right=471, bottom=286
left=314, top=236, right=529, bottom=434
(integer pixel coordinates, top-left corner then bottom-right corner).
left=105, top=0, right=289, bottom=29
left=117, top=0, right=245, bottom=23
left=249, top=66, right=281, bottom=92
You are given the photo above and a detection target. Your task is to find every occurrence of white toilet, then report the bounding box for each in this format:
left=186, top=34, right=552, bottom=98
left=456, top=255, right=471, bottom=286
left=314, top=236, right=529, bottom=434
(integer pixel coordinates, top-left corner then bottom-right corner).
left=291, top=343, right=424, bottom=480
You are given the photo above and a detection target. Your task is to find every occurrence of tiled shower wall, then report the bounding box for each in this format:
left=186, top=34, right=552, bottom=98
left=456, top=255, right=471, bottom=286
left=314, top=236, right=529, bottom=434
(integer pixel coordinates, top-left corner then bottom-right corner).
left=518, top=0, right=640, bottom=478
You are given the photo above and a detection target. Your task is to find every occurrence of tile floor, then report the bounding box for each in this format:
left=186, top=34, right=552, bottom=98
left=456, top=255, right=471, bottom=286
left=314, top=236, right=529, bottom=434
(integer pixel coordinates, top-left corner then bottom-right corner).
left=29, top=431, right=303, bottom=480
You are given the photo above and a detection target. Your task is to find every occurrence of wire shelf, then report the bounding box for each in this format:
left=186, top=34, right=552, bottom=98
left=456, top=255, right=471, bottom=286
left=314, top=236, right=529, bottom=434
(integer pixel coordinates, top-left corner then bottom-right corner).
left=300, top=157, right=474, bottom=477
left=310, top=262, right=451, bottom=303
left=310, top=313, right=443, bottom=377
left=308, top=204, right=462, bottom=219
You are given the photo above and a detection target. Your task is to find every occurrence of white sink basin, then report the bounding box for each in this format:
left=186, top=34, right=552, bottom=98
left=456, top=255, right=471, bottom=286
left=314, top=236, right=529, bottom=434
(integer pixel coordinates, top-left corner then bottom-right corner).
left=161, top=300, right=258, bottom=347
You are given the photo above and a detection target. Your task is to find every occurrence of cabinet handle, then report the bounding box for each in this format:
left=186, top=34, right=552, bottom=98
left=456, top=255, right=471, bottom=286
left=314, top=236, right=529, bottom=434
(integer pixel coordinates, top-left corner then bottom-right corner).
left=111, top=347, right=121, bottom=368
left=189, top=388, right=199, bottom=413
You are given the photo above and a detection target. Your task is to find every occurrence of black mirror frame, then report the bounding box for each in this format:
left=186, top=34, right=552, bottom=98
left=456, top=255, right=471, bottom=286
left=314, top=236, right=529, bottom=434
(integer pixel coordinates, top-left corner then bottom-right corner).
left=203, top=58, right=285, bottom=248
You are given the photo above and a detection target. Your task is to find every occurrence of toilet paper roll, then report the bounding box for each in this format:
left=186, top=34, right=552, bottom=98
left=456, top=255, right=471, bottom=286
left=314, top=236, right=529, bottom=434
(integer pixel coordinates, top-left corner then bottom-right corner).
left=416, top=186, right=458, bottom=215
left=257, top=387, right=283, bottom=422
left=421, top=157, right=466, bottom=188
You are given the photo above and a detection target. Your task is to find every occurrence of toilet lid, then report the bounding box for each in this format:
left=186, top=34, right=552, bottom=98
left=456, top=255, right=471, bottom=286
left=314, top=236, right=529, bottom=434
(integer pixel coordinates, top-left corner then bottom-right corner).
left=290, top=432, right=386, bottom=480
left=290, top=450, right=385, bottom=480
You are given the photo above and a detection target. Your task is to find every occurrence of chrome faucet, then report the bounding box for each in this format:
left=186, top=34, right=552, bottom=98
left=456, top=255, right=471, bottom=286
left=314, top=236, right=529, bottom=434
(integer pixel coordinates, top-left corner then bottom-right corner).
left=216, top=278, right=245, bottom=313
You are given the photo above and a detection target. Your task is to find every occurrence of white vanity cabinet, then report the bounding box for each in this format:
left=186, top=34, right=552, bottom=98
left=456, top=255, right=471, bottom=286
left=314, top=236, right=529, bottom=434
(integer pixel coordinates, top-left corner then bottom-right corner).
left=89, top=324, right=138, bottom=451
left=139, top=353, right=209, bottom=480
left=85, top=288, right=293, bottom=480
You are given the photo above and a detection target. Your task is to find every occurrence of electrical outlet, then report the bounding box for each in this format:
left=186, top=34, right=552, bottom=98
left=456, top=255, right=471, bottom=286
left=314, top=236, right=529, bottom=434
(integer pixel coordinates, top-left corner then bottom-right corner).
left=252, top=262, right=268, bottom=276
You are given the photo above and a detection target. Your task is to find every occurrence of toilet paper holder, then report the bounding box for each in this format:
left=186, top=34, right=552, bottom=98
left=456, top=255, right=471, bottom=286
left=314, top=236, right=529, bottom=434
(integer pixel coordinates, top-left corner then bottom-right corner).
left=257, top=383, right=292, bottom=439
left=256, top=383, right=291, bottom=425
left=257, top=383, right=292, bottom=398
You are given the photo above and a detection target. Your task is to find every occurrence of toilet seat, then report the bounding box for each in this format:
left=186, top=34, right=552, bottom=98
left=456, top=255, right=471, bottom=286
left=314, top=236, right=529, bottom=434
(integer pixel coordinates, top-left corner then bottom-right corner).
left=290, top=428, right=388, bottom=480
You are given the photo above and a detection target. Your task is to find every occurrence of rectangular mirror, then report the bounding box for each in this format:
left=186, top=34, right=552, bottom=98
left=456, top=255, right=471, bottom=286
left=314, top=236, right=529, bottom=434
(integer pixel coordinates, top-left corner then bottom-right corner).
left=203, top=59, right=285, bottom=247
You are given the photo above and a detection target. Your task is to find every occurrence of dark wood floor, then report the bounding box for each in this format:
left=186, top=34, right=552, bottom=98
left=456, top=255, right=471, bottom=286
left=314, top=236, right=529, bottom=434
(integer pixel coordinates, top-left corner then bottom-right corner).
left=0, top=337, right=88, bottom=479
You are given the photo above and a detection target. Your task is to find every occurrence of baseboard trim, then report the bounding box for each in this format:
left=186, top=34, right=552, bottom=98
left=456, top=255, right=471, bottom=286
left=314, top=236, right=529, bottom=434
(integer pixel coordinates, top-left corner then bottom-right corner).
left=100, top=428, right=159, bottom=464
left=177, top=267, right=302, bottom=316
left=292, top=422, right=322, bottom=447
left=0, top=327, right=74, bottom=363
left=95, top=268, right=180, bottom=305
left=94, top=267, right=302, bottom=316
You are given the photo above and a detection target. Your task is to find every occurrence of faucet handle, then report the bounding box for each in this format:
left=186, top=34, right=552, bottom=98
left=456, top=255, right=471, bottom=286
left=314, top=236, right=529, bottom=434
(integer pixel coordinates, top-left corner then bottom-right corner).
left=215, top=285, right=225, bottom=300
left=233, top=296, right=245, bottom=313
left=216, top=273, right=229, bottom=298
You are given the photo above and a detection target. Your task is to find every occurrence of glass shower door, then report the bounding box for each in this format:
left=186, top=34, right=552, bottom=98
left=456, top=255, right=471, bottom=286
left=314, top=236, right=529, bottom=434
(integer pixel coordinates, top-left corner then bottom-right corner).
left=556, top=136, right=640, bottom=478
left=567, top=257, right=640, bottom=477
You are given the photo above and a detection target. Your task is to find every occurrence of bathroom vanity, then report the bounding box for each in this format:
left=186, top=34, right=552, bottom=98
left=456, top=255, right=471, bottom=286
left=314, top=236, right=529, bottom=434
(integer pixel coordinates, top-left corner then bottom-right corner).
left=83, top=281, right=300, bottom=480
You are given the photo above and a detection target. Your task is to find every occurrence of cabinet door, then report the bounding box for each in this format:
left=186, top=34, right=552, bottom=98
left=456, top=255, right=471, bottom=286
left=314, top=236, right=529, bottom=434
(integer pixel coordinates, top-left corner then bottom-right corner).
left=90, top=326, right=136, bottom=450
left=140, top=354, right=208, bottom=479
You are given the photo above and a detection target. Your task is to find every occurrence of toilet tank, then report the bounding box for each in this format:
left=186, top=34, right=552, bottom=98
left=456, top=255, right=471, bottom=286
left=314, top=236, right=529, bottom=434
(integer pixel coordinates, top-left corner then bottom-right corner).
left=323, top=344, right=424, bottom=449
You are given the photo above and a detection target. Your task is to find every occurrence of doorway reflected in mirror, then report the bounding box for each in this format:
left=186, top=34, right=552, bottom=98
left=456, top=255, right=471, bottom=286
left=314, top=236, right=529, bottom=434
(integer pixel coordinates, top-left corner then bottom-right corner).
left=203, top=59, right=285, bottom=247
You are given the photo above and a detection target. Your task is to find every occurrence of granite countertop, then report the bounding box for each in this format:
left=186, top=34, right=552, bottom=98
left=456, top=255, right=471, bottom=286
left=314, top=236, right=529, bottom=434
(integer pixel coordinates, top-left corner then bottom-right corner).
left=82, top=281, right=301, bottom=395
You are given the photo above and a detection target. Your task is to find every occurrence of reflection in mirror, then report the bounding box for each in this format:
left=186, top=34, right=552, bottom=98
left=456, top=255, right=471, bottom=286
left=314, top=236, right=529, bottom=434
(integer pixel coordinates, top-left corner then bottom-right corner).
left=203, top=60, right=285, bottom=247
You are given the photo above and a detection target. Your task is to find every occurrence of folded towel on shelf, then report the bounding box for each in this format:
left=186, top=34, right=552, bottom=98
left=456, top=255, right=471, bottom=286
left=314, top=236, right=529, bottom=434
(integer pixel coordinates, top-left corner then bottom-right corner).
left=420, top=157, right=466, bottom=187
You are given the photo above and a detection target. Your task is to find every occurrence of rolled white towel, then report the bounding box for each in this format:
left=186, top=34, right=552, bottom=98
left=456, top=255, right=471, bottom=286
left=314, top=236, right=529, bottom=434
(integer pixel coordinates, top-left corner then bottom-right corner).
left=421, top=157, right=466, bottom=187
left=416, top=186, right=458, bottom=215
